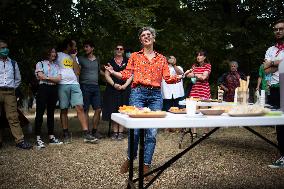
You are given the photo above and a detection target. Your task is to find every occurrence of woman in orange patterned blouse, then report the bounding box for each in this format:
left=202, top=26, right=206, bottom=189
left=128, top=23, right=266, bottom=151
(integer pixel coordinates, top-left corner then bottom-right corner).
left=105, top=27, right=183, bottom=179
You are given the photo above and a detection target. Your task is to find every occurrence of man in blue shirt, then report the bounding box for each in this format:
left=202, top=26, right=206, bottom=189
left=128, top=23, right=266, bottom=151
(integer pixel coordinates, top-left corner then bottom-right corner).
left=0, top=39, right=32, bottom=149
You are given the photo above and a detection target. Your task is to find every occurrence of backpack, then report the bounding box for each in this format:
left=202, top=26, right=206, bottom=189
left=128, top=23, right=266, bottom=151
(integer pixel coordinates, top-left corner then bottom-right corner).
left=11, top=59, right=16, bottom=80
left=10, top=59, right=22, bottom=99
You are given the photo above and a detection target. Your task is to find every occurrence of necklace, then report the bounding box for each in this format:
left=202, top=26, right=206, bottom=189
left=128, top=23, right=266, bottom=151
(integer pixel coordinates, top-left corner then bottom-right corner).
left=114, top=57, right=123, bottom=66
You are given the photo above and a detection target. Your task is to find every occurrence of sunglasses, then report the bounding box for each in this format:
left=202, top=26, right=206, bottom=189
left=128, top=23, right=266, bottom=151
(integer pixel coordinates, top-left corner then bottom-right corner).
left=116, top=47, right=124, bottom=51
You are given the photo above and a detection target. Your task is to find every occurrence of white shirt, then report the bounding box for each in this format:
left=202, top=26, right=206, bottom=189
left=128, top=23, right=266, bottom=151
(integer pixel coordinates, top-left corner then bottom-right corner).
left=161, top=65, right=184, bottom=99
left=56, top=52, right=79, bottom=84
left=0, top=57, right=21, bottom=88
left=265, top=46, right=284, bottom=85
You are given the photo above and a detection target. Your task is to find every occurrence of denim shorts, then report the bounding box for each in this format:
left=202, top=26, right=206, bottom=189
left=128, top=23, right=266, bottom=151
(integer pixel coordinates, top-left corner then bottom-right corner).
left=58, top=84, right=83, bottom=109
left=80, top=84, right=101, bottom=111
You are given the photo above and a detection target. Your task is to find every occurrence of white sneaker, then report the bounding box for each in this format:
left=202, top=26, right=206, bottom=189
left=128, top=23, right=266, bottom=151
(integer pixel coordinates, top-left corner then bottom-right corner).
left=268, top=156, right=284, bottom=168
left=49, top=137, right=63, bottom=145
left=36, top=139, right=45, bottom=149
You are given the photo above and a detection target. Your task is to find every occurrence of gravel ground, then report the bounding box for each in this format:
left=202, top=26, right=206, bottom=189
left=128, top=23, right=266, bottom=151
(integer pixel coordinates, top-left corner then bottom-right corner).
left=0, top=112, right=284, bottom=189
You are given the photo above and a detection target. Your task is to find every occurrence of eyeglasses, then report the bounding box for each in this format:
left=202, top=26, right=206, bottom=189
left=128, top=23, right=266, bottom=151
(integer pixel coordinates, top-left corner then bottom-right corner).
left=273, top=27, right=284, bottom=32
left=116, top=47, right=124, bottom=51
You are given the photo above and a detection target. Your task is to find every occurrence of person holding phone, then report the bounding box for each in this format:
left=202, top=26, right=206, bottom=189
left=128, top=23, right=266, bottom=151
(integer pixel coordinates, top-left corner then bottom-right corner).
left=56, top=39, right=97, bottom=144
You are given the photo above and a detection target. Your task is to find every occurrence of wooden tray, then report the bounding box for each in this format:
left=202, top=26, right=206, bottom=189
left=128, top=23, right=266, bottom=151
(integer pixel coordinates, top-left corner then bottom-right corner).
left=118, top=110, right=127, bottom=114
left=199, top=109, right=225, bottom=115
left=228, top=112, right=266, bottom=117
left=168, top=110, right=186, bottom=114
left=128, top=112, right=167, bottom=118
left=200, top=99, right=221, bottom=103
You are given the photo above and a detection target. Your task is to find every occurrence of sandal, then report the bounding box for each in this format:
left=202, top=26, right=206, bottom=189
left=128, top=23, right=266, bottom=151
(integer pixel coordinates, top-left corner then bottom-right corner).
left=192, top=133, right=197, bottom=139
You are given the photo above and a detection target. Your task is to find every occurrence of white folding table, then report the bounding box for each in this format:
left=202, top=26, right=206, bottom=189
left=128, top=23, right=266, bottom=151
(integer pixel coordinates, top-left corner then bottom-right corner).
left=111, top=113, right=284, bottom=189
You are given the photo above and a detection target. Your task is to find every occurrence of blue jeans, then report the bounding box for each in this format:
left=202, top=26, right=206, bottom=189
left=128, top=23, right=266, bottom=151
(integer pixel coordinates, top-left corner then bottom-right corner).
left=127, top=86, right=163, bottom=165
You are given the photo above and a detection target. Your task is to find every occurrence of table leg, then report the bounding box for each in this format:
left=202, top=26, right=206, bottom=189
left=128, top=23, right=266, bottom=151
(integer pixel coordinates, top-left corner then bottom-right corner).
left=132, top=127, right=220, bottom=189
left=138, top=129, right=145, bottom=189
left=127, top=129, right=134, bottom=189
left=243, top=126, right=279, bottom=150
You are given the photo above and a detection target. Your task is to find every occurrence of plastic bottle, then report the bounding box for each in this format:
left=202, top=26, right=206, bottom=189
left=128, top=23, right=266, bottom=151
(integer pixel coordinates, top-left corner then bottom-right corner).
left=279, top=60, right=284, bottom=112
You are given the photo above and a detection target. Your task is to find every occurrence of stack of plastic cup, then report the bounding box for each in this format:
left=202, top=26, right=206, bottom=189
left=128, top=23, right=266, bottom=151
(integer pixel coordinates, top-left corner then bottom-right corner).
left=260, top=90, right=265, bottom=107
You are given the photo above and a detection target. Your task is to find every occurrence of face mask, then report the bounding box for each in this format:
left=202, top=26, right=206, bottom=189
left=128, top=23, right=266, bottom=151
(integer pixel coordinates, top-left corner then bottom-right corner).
left=0, top=48, right=9, bottom=57
left=125, top=52, right=131, bottom=58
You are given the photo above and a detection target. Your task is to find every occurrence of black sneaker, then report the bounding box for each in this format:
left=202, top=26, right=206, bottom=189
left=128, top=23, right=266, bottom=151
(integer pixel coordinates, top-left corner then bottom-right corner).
left=63, top=132, right=71, bottom=144
left=49, top=137, right=63, bottom=145
left=117, top=133, right=125, bottom=140
left=92, top=132, right=104, bottom=139
left=83, top=133, right=99, bottom=143
left=111, top=133, right=118, bottom=140
left=16, top=141, right=33, bottom=150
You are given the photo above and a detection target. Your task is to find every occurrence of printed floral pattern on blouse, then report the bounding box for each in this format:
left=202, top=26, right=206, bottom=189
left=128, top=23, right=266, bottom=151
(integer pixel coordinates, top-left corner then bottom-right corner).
left=120, top=49, right=179, bottom=88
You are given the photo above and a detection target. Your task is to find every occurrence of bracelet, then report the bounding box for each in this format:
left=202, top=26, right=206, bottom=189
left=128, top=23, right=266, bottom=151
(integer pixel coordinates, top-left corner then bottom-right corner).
left=113, top=83, right=116, bottom=87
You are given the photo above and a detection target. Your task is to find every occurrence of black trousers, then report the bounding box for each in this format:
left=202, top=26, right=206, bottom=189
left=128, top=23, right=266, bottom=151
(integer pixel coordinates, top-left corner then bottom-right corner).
left=162, top=97, right=184, bottom=111
left=35, top=84, right=58, bottom=136
left=268, top=87, right=284, bottom=155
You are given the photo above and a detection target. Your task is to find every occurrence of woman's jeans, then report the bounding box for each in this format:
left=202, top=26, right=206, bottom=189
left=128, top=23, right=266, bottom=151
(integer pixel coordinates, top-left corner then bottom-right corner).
left=127, top=86, right=163, bottom=165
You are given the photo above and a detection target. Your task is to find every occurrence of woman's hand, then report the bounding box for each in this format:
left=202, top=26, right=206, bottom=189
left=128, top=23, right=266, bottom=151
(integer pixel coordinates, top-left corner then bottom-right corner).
left=119, top=84, right=127, bottom=90
left=184, top=69, right=194, bottom=78
left=104, top=63, right=115, bottom=74
left=37, top=72, right=47, bottom=80
left=114, top=83, right=122, bottom=90
left=223, top=87, right=229, bottom=92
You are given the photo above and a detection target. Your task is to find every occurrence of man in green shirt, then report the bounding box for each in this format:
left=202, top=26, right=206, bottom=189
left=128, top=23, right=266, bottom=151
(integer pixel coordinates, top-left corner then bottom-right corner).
left=256, top=64, right=271, bottom=93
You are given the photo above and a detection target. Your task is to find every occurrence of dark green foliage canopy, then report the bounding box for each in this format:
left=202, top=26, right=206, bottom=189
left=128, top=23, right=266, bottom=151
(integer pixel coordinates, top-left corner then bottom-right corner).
left=0, top=0, right=283, bottom=96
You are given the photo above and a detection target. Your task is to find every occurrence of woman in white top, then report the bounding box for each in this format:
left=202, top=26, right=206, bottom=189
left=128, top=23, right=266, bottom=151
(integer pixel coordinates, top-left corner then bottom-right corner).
left=34, top=47, right=62, bottom=149
left=161, top=56, right=184, bottom=112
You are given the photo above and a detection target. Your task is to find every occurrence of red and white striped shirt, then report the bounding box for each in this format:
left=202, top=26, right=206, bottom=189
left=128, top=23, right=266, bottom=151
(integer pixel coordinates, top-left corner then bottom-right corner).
left=188, top=63, right=211, bottom=99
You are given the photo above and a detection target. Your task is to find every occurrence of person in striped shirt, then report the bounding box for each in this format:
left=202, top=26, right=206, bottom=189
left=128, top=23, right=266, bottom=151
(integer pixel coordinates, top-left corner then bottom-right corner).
left=184, top=50, right=211, bottom=138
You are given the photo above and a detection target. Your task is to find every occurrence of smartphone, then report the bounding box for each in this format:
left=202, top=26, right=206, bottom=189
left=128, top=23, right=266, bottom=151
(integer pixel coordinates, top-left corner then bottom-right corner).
left=69, top=49, right=77, bottom=55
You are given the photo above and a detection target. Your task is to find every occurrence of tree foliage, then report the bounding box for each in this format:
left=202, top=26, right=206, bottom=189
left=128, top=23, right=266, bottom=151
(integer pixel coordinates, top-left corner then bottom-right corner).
left=0, top=0, right=283, bottom=96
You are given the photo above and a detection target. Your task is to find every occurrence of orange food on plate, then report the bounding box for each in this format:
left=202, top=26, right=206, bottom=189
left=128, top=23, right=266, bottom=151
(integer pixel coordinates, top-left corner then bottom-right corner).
left=169, top=107, right=179, bottom=112
left=169, top=107, right=186, bottom=112
left=118, top=105, right=137, bottom=114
